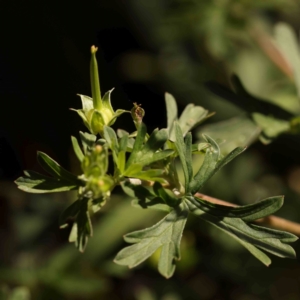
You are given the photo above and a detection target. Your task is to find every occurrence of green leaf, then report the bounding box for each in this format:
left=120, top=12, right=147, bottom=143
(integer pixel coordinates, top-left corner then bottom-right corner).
left=69, top=198, right=93, bottom=252
left=15, top=170, right=78, bottom=193
left=166, top=93, right=210, bottom=142
left=174, top=122, right=189, bottom=192
left=133, top=169, right=166, bottom=183
left=126, top=123, right=147, bottom=167
left=124, top=125, right=172, bottom=171
left=79, top=131, right=97, bottom=154
left=121, top=181, right=170, bottom=212
left=186, top=197, right=297, bottom=265
left=189, top=135, right=220, bottom=193
left=123, top=163, right=142, bottom=177
left=59, top=200, right=81, bottom=228
left=178, top=103, right=209, bottom=137
left=71, top=136, right=84, bottom=162
left=37, top=151, right=78, bottom=183
left=192, top=196, right=284, bottom=222
left=185, top=132, right=193, bottom=183
left=114, top=204, right=188, bottom=278
left=153, top=182, right=180, bottom=207
left=198, top=116, right=260, bottom=155
left=118, top=129, right=135, bottom=150
left=205, top=75, right=293, bottom=120
left=274, top=22, right=300, bottom=98
left=103, top=126, right=119, bottom=166
left=252, top=113, right=290, bottom=144
left=119, top=134, right=129, bottom=152
left=190, top=139, right=245, bottom=194
left=165, top=92, right=178, bottom=139
left=117, top=150, right=126, bottom=173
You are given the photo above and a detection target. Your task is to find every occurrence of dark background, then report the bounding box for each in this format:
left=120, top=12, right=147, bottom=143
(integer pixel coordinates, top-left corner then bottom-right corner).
left=2, top=0, right=300, bottom=299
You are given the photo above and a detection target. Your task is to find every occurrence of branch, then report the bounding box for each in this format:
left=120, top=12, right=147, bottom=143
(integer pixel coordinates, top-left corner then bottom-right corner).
left=196, top=193, right=300, bottom=236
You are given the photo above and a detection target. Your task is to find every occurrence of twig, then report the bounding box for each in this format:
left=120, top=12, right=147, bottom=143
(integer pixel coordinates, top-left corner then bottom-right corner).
left=196, top=193, right=300, bottom=236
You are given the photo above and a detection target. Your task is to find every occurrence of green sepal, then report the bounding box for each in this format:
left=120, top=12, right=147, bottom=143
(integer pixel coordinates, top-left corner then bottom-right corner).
left=90, top=110, right=105, bottom=135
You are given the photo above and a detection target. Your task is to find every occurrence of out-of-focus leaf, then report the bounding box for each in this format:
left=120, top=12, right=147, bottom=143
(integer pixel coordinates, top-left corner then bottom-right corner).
left=205, top=75, right=294, bottom=119
left=274, top=22, right=300, bottom=98
left=198, top=117, right=260, bottom=154
left=15, top=171, right=78, bottom=193
left=178, top=103, right=209, bottom=136
left=114, top=204, right=188, bottom=278
left=8, top=286, right=31, bottom=300
left=252, top=113, right=290, bottom=144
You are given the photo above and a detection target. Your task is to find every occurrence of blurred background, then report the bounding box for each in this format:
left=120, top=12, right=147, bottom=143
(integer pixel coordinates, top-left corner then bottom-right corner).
left=2, top=0, right=300, bottom=299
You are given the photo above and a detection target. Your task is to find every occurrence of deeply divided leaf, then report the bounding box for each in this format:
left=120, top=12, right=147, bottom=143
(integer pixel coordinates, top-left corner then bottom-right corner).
left=15, top=170, right=78, bottom=193
left=186, top=197, right=297, bottom=265
left=114, top=204, right=188, bottom=278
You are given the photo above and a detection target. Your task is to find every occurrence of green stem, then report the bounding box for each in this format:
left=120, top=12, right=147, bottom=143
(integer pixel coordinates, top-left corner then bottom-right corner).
left=90, top=46, right=102, bottom=110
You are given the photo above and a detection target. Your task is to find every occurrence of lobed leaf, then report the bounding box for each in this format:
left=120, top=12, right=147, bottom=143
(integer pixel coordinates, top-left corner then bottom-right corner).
left=15, top=170, right=78, bottom=193
left=192, top=195, right=284, bottom=222
left=186, top=197, right=297, bottom=265
left=68, top=198, right=93, bottom=252
left=114, top=204, right=188, bottom=278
